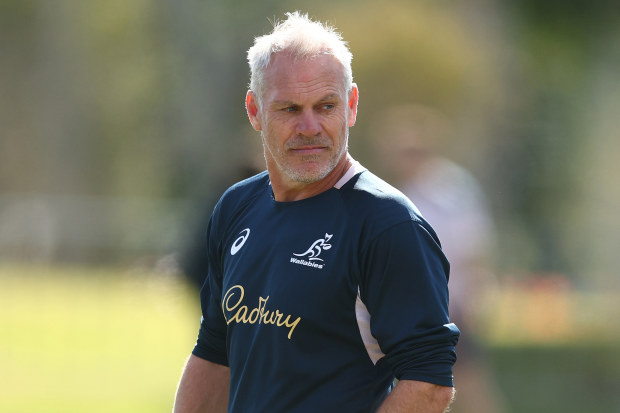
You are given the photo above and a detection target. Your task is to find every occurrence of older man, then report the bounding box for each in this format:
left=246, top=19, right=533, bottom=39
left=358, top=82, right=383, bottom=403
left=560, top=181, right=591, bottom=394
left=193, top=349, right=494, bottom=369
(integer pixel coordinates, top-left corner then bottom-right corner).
left=173, top=12, right=459, bottom=413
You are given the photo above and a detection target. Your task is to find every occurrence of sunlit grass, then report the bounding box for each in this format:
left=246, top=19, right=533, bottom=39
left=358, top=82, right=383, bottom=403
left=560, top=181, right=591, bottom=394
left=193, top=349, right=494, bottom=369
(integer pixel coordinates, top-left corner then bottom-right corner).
left=2, top=263, right=619, bottom=413
left=0, top=263, right=201, bottom=413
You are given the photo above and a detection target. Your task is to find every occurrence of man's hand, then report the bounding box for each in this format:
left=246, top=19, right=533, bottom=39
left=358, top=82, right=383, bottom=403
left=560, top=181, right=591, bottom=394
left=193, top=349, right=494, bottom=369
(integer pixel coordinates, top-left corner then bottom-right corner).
left=173, top=355, right=230, bottom=413
left=377, top=379, right=455, bottom=413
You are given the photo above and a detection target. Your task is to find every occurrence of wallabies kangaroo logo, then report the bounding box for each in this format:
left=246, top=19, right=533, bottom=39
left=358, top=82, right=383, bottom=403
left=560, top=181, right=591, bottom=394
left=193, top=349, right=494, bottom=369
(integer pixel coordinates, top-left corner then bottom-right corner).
left=293, top=233, right=333, bottom=262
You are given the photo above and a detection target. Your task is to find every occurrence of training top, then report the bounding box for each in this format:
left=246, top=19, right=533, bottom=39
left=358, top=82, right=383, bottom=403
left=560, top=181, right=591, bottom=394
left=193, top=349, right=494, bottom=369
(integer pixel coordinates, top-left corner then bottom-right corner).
left=192, top=161, right=460, bottom=413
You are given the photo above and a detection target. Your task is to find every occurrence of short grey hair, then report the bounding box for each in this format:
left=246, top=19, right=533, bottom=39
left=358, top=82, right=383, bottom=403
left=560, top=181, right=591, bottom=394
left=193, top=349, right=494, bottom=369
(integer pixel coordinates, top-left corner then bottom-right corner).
left=247, top=12, right=354, bottom=103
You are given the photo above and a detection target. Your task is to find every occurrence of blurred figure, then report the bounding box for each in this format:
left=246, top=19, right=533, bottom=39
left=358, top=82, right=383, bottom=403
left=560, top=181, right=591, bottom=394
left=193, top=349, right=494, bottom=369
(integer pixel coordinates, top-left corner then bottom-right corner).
left=178, top=164, right=261, bottom=291
left=373, top=104, right=506, bottom=413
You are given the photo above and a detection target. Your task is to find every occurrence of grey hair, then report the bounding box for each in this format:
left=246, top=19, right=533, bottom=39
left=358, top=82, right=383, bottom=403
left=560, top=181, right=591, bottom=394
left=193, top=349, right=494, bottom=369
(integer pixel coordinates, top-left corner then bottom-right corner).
left=247, top=12, right=353, bottom=103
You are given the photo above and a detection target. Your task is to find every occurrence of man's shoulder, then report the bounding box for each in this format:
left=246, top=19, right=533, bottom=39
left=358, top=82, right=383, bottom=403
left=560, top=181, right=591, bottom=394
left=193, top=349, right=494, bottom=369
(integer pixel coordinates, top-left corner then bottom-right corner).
left=339, top=170, right=425, bottom=232
left=222, top=170, right=269, bottom=200
left=212, top=171, right=269, bottom=220
left=345, top=170, right=421, bottom=216
left=342, top=169, right=442, bottom=250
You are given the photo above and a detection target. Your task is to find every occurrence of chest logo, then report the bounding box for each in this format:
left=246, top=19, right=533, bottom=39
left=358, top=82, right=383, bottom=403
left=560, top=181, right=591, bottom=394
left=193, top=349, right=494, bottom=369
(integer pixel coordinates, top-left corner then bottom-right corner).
left=294, top=233, right=333, bottom=261
left=290, top=233, right=333, bottom=269
left=231, top=228, right=250, bottom=255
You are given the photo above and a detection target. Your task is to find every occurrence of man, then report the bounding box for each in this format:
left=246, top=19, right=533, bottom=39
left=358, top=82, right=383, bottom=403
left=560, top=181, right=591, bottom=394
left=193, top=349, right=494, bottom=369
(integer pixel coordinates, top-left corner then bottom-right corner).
left=173, top=12, right=459, bottom=413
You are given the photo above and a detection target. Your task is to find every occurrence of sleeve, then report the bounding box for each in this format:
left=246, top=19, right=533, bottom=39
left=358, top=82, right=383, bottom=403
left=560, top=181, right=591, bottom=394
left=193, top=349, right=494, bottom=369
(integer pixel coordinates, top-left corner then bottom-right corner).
left=191, top=217, right=229, bottom=366
left=359, top=220, right=460, bottom=386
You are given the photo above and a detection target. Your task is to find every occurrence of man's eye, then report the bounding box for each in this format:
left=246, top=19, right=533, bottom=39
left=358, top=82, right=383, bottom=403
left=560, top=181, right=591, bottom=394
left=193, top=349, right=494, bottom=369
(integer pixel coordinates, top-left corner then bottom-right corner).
left=284, top=106, right=298, bottom=112
left=322, top=104, right=335, bottom=110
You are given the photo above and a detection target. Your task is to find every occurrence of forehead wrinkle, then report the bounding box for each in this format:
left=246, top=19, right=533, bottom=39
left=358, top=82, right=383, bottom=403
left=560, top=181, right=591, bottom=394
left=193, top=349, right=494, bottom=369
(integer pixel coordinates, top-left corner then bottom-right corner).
left=268, top=79, right=344, bottom=104
left=317, top=93, right=341, bottom=102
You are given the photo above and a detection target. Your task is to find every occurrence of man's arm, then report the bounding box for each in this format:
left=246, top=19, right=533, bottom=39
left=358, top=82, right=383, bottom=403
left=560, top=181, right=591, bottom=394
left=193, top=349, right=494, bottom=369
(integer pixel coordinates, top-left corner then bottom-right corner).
left=377, top=380, right=455, bottom=413
left=173, top=354, right=230, bottom=413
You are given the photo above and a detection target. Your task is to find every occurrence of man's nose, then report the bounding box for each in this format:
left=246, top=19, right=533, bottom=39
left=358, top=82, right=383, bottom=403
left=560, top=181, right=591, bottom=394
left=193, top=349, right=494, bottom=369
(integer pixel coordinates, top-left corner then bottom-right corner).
left=295, top=110, right=321, bottom=137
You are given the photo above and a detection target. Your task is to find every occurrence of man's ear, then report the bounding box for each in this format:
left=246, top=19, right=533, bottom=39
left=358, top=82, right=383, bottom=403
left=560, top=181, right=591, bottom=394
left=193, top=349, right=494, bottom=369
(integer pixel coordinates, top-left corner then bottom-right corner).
left=347, top=84, right=359, bottom=127
left=246, top=91, right=262, bottom=131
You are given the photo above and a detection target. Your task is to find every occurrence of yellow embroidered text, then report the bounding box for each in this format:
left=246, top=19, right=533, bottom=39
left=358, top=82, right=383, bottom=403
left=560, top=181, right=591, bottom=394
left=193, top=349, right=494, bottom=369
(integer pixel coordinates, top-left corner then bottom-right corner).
left=222, top=285, right=301, bottom=339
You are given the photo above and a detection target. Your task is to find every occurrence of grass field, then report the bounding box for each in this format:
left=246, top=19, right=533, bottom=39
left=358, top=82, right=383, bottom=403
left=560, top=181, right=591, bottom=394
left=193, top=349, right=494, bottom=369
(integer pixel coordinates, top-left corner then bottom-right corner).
left=0, top=263, right=201, bottom=413
left=1, top=263, right=619, bottom=412
left=489, top=344, right=620, bottom=413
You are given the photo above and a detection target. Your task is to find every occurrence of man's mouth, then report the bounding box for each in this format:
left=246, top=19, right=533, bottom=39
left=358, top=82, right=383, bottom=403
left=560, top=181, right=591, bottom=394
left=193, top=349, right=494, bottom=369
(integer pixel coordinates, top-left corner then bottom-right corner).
left=290, top=145, right=326, bottom=155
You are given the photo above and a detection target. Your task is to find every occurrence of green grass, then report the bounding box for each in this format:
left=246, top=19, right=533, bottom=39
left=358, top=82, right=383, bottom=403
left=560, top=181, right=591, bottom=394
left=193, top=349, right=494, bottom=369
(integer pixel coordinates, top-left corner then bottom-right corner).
left=490, top=344, right=620, bottom=413
left=0, top=263, right=201, bottom=413
left=2, top=263, right=619, bottom=413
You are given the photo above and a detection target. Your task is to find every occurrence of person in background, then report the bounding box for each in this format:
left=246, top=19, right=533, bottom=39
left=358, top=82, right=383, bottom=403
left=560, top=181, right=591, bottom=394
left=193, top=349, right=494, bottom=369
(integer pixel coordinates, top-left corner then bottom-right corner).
left=173, top=13, right=459, bottom=413
left=178, top=164, right=261, bottom=291
left=373, top=104, right=505, bottom=413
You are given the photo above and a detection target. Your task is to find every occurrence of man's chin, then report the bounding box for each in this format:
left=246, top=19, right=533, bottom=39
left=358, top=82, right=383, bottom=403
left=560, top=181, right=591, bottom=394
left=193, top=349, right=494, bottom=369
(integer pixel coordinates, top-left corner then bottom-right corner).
left=286, top=164, right=333, bottom=184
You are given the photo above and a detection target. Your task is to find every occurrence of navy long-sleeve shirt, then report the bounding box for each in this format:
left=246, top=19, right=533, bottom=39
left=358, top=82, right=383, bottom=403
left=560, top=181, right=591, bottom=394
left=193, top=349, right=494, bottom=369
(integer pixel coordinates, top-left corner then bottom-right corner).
left=193, top=162, right=459, bottom=412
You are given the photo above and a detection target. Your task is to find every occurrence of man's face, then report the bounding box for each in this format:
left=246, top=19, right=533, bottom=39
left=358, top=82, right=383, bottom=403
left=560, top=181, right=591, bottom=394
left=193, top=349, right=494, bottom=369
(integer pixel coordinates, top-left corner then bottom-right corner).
left=247, top=52, right=358, bottom=185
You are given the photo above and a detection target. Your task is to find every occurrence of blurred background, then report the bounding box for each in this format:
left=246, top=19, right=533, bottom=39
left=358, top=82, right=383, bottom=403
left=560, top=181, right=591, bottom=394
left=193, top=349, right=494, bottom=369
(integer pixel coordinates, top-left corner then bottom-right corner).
left=1, top=0, right=619, bottom=412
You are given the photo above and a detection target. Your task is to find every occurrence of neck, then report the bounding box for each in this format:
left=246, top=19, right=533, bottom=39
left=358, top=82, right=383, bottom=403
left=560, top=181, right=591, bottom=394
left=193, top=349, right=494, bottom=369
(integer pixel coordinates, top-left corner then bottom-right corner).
left=269, top=154, right=354, bottom=202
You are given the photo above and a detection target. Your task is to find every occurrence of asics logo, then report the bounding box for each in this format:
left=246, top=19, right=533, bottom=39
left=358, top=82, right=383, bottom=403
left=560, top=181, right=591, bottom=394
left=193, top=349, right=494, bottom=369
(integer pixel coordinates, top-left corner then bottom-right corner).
left=293, top=233, right=333, bottom=262
left=231, top=228, right=250, bottom=255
